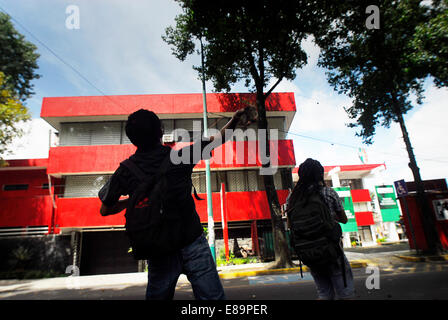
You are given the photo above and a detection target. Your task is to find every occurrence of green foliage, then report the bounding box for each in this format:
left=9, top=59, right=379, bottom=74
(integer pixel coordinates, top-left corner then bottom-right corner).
left=163, top=0, right=333, bottom=268
left=377, top=237, right=387, bottom=243
left=9, top=245, right=32, bottom=270
left=0, top=12, right=38, bottom=162
left=0, top=12, right=40, bottom=101
left=0, top=71, right=31, bottom=162
left=411, top=0, right=448, bottom=87
left=203, top=227, right=208, bottom=239
left=216, top=247, right=258, bottom=267
left=163, top=0, right=328, bottom=93
left=315, top=0, right=440, bottom=144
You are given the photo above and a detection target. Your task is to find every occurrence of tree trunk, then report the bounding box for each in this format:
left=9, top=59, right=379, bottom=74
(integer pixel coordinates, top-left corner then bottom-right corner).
left=395, top=106, right=443, bottom=255
left=256, top=91, right=295, bottom=268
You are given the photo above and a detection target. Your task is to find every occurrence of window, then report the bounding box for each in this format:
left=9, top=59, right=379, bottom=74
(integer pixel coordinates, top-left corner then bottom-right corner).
left=3, top=184, right=29, bottom=191
left=60, top=123, right=92, bottom=146
left=161, top=119, right=174, bottom=135
left=192, top=169, right=287, bottom=193
left=174, top=119, right=203, bottom=142
left=121, top=123, right=131, bottom=144
left=191, top=171, right=219, bottom=193
left=62, top=175, right=111, bottom=198
left=60, top=122, right=122, bottom=146
left=58, top=116, right=287, bottom=146
left=340, top=179, right=363, bottom=190
left=247, top=170, right=259, bottom=191
left=90, top=122, right=121, bottom=145
left=226, top=171, right=247, bottom=192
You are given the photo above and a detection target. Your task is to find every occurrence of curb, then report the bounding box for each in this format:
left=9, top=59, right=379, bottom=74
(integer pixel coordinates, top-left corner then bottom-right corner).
left=395, top=254, right=448, bottom=263
left=218, top=259, right=370, bottom=280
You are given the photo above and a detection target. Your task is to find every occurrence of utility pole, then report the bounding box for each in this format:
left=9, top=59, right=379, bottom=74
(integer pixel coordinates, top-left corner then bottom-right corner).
left=200, top=37, right=216, bottom=261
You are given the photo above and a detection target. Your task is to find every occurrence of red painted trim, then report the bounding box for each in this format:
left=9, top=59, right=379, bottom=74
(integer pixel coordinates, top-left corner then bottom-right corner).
left=354, top=211, right=375, bottom=226
left=292, top=163, right=384, bottom=174
left=351, top=189, right=371, bottom=203
left=195, top=190, right=290, bottom=223
left=0, top=196, right=53, bottom=227
left=48, top=144, right=136, bottom=174
left=220, top=183, right=229, bottom=261
left=1, top=158, right=48, bottom=169
left=48, top=140, right=296, bottom=174
left=55, top=197, right=125, bottom=228
left=41, top=92, right=296, bottom=118
left=324, top=164, right=384, bottom=172
left=52, top=190, right=290, bottom=228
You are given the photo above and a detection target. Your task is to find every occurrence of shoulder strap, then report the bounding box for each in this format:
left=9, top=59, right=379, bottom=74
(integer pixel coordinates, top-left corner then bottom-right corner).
left=121, top=152, right=172, bottom=183
left=121, top=159, right=146, bottom=182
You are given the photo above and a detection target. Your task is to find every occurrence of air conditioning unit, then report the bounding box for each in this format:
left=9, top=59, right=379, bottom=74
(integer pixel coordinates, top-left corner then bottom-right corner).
left=162, top=133, right=175, bottom=143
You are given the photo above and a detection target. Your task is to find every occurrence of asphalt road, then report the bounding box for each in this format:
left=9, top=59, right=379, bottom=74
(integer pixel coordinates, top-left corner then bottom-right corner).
left=1, top=259, right=447, bottom=300
left=178, top=262, right=448, bottom=300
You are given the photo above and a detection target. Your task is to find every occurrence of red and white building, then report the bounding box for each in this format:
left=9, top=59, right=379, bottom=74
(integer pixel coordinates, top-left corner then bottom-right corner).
left=0, top=92, right=402, bottom=275
left=293, top=163, right=403, bottom=248
left=0, top=92, right=297, bottom=274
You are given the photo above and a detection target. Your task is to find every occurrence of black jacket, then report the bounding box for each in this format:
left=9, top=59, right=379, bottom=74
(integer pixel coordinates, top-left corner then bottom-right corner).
left=98, top=139, right=212, bottom=248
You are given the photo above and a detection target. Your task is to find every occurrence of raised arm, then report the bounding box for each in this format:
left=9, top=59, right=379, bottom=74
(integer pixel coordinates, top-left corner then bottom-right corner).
left=209, top=106, right=257, bottom=144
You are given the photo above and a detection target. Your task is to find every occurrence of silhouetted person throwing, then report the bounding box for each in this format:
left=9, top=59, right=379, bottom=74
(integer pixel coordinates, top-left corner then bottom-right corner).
left=98, top=107, right=253, bottom=300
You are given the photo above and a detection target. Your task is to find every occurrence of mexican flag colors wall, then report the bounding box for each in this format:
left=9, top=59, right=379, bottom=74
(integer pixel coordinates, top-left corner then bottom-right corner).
left=333, top=186, right=358, bottom=232
left=375, top=185, right=401, bottom=222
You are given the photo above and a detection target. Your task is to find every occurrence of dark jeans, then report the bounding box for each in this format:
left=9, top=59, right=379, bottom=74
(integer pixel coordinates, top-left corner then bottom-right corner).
left=146, top=234, right=226, bottom=300
left=310, top=254, right=355, bottom=300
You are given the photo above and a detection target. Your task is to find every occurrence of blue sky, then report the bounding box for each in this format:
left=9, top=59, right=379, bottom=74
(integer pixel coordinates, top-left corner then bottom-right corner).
left=2, top=0, right=447, bottom=186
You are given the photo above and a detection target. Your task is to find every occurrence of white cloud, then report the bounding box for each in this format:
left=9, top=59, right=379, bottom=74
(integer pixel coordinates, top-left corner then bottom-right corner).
left=355, top=86, right=448, bottom=184
left=402, top=86, right=448, bottom=180
left=1, top=118, right=54, bottom=160
left=3, top=0, right=447, bottom=192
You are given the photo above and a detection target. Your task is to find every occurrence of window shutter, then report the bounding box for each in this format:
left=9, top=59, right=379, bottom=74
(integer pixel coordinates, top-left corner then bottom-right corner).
left=60, top=123, right=91, bottom=146
left=90, top=122, right=121, bottom=145
left=63, top=175, right=111, bottom=198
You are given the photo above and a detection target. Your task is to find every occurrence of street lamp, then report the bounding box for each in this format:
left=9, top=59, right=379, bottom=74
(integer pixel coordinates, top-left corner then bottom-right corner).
left=200, top=36, right=215, bottom=261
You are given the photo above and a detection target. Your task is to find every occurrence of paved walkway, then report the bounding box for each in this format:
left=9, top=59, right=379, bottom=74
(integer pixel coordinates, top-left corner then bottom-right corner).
left=0, top=244, right=423, bottom=297
left=2, top=241, right=447, bottom=300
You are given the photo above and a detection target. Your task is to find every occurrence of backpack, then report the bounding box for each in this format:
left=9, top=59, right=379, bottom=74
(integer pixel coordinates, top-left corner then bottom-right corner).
left=287, top=190, right=346, bottom=285
left=120, top=154, right=184, bottom=260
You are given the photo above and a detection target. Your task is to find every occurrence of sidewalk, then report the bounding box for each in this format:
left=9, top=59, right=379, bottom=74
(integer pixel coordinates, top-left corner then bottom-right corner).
left=0, top=243, right=439, bottom=299
left=217, top=249, right=407, bottom=279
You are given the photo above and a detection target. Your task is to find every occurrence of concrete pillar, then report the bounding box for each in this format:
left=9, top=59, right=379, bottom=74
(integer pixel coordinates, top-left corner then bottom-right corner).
left=386, top=221, right=400, bottom=241
left=370, top=225, right=378, bottom=244
left=328, top=167, right=341, bottom=188
left=342, top=233, right=352, bottom=248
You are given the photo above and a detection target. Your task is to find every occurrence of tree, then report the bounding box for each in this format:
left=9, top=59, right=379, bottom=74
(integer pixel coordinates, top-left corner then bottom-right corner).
left=163, top=0, right=330, bottom=268
left=0, top=12, right=40, bottom=101
left=0, top=72, right=31, bottom=165
left=411, top=0, right=448, bottom=87
left=315, top=0, right=445, bottom=254
left=0, top=12, right=40, bottom=164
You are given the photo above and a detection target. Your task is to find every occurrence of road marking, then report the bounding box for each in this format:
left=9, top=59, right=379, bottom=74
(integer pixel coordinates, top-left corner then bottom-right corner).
left=248, top=273, right=313, bottom=285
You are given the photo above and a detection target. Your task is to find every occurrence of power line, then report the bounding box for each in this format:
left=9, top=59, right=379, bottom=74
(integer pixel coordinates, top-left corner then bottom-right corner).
left=2, top=6, right=445, bottom=166
left=208, top=111, right=448, bottom=164
left=282, top=129, right=448, bottom=164
left=0, top=5, right=127, bottom=113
